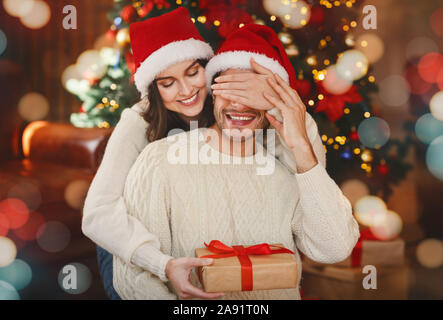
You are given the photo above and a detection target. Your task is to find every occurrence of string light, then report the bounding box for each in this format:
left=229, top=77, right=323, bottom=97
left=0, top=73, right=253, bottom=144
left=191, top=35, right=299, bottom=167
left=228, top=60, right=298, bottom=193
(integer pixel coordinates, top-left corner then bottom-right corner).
left=197, top=16, right=207, bottom=23
left=364, top=112, right=371, bottom=118
left=322, top=135, right=328, bottom=141
left=176, top=0, right=182, bottom=4
left=368, top=75, right=375, bottom=82
left=270, top=15, right=277, bottom=21
left=354, top=148, right=361, bottom=154
left=213, top=20, right=220, bottom=26
left=308, top=100, right=315, bottom=106
left=350, top=21, right=357, bottom=28
left=344, top=107, right=350, bottom=114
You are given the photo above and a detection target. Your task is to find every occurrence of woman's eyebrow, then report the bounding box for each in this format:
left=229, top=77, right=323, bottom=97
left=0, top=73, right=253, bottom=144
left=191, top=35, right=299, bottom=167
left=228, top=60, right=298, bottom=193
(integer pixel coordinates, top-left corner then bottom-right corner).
left=154, top=61, right=198, bottom=82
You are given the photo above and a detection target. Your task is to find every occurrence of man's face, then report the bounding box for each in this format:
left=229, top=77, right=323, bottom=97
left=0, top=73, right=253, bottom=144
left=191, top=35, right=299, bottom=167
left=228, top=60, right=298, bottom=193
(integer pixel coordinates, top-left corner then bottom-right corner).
left=213, top=69, right=268, bottom=141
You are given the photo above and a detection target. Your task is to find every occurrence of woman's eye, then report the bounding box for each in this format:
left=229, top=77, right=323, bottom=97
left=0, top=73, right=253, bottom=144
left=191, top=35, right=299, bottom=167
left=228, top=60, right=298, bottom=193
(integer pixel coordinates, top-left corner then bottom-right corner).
left=188, top=69, right=199, bottom=77
left=161, top=81, right=174, bottom=88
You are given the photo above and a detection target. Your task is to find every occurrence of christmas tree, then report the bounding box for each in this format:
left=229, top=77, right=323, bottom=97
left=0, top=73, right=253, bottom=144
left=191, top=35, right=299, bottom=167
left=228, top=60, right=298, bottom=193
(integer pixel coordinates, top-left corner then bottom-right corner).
left=64, top=0, right=412, bottom=200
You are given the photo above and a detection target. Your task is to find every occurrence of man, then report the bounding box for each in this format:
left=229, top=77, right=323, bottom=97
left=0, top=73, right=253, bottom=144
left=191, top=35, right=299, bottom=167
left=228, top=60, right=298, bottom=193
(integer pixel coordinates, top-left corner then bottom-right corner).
left=112, top=25, right=359, bottom=300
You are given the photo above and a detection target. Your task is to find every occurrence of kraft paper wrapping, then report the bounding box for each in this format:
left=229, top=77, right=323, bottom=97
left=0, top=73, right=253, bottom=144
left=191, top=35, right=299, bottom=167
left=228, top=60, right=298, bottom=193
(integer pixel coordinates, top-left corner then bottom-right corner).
left=195, top=244, right=298, bottom=293
left=304, top=238, right=405, bottom=268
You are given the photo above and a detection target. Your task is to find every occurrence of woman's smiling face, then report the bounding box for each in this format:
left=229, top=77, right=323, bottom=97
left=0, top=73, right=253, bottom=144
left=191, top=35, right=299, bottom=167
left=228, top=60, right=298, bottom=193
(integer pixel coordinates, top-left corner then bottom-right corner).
left=155, top=59, right=207, bottom=120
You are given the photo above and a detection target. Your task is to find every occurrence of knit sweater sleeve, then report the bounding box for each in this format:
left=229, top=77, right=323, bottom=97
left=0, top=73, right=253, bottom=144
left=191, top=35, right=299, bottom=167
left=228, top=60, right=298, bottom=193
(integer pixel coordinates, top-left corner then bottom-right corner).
left=290, top=155, right=360, bottom=263
left=82, top=102, right=172, bottom=279
left=113, top=142, right=176, bottom=300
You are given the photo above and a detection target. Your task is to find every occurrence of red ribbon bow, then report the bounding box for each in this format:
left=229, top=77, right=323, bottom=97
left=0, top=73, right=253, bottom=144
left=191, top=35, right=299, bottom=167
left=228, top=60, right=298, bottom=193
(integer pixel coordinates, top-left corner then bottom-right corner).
left=199, top=240, right=294, bottom=291
left=351, top=228, right=380, bottom=267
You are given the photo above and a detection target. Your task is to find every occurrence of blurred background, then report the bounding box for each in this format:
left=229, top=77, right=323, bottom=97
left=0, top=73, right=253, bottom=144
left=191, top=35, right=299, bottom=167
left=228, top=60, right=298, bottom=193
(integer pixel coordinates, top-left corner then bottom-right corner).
left=0, top=0, right=442, bottom=300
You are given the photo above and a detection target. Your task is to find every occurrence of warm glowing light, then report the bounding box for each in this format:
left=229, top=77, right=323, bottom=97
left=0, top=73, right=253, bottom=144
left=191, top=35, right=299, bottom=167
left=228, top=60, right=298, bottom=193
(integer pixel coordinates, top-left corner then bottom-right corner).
left=0, top=237, right=17, bottom=267
left=214, top=20, right=220, bottom=26
left=20, top=0, right=51, bottom=29
left=354, top=195, right=388, bottom=227
left=3, top=0, right=35, bottom=18
left=370, top=210, right=403, bottom=241
left=308, top=100, right=315, bottom=106
left=322, top=65, right=352, bottom=95
left=22, top=121, right=48, bottom=157
left=18, top=92, right=50, bottom=121
left=340, top=179, right=370, bottom=207
left=64, top=180, right=91, bottom=210
left=430, top=91, right=443, bottom=121
left=416, top=238, right=443, bottom=268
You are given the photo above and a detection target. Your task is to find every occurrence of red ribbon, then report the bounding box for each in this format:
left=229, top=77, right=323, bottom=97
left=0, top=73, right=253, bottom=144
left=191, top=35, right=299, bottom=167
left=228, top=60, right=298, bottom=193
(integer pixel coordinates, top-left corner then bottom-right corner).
left=351, top=228, right=380, bottom=267
left=198, top=240, right=294, bottom=291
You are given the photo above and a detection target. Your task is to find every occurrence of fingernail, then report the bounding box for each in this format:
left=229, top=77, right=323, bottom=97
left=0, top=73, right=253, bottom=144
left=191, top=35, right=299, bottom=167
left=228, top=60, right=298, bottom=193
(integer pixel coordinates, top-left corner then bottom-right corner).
left=214, top=77, right=220, bottom=82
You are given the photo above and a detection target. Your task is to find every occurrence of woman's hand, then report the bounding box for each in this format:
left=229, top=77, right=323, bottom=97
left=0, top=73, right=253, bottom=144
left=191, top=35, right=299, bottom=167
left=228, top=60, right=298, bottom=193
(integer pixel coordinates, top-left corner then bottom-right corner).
left=264, top=74, right=318, bottom=173
left=165, top=257, right=224, bottom=300
left=211, top=58, right=278, bottom=110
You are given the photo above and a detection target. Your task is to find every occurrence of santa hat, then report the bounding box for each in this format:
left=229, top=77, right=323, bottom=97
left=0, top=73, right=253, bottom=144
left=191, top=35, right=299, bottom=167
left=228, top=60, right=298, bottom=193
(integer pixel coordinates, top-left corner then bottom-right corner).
left=130, top=7, right=214, bottom=97
left=205, top=24, right=297, bottom=92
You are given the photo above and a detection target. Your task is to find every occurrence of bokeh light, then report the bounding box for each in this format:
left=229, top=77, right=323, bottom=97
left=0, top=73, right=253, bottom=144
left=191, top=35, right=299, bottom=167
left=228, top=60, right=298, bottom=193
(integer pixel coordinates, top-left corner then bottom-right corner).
left=13, top=211, right=45, bottom=241
left=340, top=179, right=370, bottom=207
left=414, top=113, right=443, bottom=144
left=405, top=37, right=439, bottom=62
left=2, top=0, right=35, bottom=18
left=19, top=0, right=51, bottom=30
left=416, top=238, right=443, bottom=268
left=357, top=117, right=390, bottom=149
left=58, top=263, right=92, bottom=295
left=430, top=91, right=443, bottom=121
left=0, top=214, right=9, bottom=237
left=279, top=0, right=311, bottom=29
left=0, top=280, right=20, bottom=300
left=0, top=199, right=30, bottom=229
left=426, top=135, right=443, bottom=181
left=355, top=33, right=384, bottom=63
left=0, top=237, right=17, bottom=267
left=18, top=92, right=50, bottom=122
left=8, top=181, right=41, bottom=212
left=378, top=75, right=410, bottom=107
left=0, top=259, right=32, bottom=290
left=262, top=0, right=285, bottom=16
left=404, top=65, right=432, bottom=95
left=76, top=50, right=107, bottom=80
left=354, top=195, right=388, bottom=227
left=336, top=50, right=369, bottom=81
left=370, top=210, right=403, bottom=241
left=322, top=65, right=353, bottom=95
left=430, top=7, right=443, bottom=37
left=0, top=29, right=6, bottom=56
left=64, top=180, right=90, bottom=210
left=36, top=221, right=71, bottom=253
left=418, top=52, right=443, bottom=84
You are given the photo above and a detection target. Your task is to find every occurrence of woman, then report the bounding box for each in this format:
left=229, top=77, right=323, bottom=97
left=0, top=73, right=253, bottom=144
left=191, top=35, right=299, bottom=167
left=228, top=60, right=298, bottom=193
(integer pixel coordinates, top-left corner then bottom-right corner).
left=82, top=7, right=286, bottom=299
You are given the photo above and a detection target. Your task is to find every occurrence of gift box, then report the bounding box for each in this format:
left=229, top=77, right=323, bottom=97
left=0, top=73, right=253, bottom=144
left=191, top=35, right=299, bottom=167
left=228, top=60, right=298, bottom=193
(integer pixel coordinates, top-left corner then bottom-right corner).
left=301, top=261, right=409, bottom=300
left=195, top=240, right=298, bottom=293
left=304, top=228, right=405, bottom=268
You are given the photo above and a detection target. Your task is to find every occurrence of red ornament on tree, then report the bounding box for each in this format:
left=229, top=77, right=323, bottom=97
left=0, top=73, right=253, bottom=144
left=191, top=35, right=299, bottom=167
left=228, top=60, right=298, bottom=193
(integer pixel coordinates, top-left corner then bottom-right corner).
left=377, top=163, right=390, bottom=176
left=309, top=5, right=325, bottom=26
left=106, top=28, right=118, bottom=41
left=138, top=1, right=154, bottom=18
left=314, top=82, right=363, bottom=122
left=121, top=5, right=138, bottom=23
left=293, top=78, right=311, bottom=98
left=349, top=130, right=359, bottom=141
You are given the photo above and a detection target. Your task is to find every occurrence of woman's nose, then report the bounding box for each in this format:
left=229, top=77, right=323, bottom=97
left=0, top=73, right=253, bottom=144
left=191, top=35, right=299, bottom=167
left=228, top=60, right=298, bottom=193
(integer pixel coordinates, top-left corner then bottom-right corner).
left=178, top=80, right=193, bottom=96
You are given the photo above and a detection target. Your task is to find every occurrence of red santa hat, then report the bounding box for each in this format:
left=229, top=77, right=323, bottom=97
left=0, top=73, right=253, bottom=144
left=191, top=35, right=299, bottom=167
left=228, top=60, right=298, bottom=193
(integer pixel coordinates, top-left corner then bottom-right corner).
left=205, top=24, right=297, bottom=92
left=130, top=7, right=214, bottom=97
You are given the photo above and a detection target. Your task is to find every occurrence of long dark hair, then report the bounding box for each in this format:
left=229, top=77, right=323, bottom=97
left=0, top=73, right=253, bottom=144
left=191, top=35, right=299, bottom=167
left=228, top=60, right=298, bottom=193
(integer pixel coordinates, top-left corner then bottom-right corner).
left=142, top=59, right=215, bottom=142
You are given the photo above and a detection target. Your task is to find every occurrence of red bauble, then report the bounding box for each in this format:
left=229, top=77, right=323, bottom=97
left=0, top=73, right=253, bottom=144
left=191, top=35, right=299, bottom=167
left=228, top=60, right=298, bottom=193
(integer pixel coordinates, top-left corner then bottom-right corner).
left=121, top=5, right=138, bottom=23
left=309, top=5, right=325, bottom=26
left=349, top=131, right=359, bottom=141
left=138, top=2, right=154, bottom=18
left=377, top=164, right=389, bottom=176
left=293, top=79, right=311, bottom=98
left=106, top=29, right=118, bottom=41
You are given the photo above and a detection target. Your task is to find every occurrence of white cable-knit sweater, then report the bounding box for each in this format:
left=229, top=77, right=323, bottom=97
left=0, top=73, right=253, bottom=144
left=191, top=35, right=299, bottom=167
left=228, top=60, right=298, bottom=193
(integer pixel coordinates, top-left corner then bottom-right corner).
left=113, top=129, right=360, bottom=300
left=82, top=101, right=332, bottom=281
